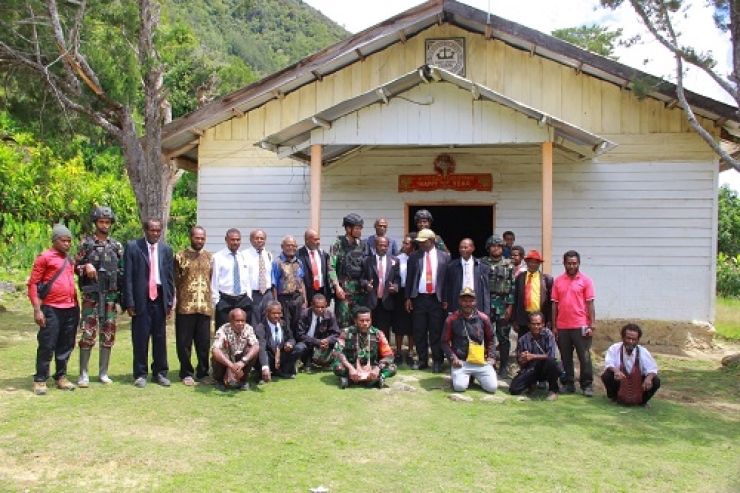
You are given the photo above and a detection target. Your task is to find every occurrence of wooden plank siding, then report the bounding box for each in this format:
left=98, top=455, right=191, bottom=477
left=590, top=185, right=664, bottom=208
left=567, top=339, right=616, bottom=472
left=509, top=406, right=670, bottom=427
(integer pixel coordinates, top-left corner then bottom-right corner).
left=194, top=22, right=720, bottom=323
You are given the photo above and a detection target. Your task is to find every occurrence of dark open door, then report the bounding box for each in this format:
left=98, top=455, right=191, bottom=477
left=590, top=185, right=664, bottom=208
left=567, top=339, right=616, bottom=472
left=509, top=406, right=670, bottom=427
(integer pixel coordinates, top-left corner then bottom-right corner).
left=407, top=204, right=495, bottom=259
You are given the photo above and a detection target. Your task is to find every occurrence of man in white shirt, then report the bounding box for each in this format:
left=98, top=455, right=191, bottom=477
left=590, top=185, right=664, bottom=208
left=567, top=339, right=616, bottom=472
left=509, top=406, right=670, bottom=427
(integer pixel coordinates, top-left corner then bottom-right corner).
left=602, top=323, right=661, bottom=407
left=245, top=229, right=274, bottom=328
left=211, top=228, right=251, bottom=331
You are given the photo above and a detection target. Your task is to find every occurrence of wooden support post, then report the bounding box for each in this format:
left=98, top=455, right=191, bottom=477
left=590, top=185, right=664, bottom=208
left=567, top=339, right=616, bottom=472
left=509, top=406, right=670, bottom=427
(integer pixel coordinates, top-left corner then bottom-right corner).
left=310, top=144, right=323, bottom=232
left=542, top=141, right=553, bottom=275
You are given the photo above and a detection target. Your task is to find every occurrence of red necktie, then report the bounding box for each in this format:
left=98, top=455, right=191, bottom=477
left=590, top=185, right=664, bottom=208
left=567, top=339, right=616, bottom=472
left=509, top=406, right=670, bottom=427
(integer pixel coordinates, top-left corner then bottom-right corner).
left=148, top=244, right=157, bottom=300
left=425, top=253, right=433, bottom=293
left=310, top=250, right=320, bottom=291
left=377, top=256, right=385, bottom=298
left=525, top=272, right=533, bottom=310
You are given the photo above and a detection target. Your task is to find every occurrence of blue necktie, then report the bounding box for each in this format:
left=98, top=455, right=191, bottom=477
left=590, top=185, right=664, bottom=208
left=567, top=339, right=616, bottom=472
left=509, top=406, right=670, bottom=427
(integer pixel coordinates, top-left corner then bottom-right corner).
left=232, top=252, right=241, bottom=295
left=273, top=325, right=281, bottom=346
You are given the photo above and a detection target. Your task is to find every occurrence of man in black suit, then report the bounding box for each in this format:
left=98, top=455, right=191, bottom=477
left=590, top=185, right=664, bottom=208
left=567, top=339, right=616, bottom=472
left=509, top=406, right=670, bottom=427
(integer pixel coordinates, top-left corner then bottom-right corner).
left=404, top=229, right=450, bottom=373
left=297, top=229, right=333, bottom=304
left=123, top=218, right=174, bottom=388
left=294, top=294, right=341, bottom=370
left=444, top=238, right=491, bottom=317
left=255, top=301, right=303, bottom=382
left=361, top=236, right=400, bottom=340
left=509, top=249, right=553, bottom=338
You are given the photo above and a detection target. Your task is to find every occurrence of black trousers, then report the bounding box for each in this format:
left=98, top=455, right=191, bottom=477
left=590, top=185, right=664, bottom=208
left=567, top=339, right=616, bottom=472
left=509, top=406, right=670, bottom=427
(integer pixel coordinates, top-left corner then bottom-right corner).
left=131, top=297, right=168, bottom=380
left=175, top=313, right=211, bottom=380
left=557, top=328, right=593, bottom=388
left=510, top=357, right=561, bottom=394
left=212, top=350, right=255, bottom=385
left=250, top=290, right=274, bottom=329
left=601, top=371, right=661, bottom=405
left=371, top=304, right=394, bottom=340
left=34, top=305, right=80, bottom=382
left=256, top=347, right=302, bottom=375
left=214, top=292, right=252, bottom=331
left=412, top=294, right=446, bottom=365
left=277, top=292, right=303, bottom=337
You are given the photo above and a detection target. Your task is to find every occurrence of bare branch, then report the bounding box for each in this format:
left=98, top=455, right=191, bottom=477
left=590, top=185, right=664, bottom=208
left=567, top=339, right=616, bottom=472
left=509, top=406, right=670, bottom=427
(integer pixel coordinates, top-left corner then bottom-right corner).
left=626, top=0, right=737, bottom=100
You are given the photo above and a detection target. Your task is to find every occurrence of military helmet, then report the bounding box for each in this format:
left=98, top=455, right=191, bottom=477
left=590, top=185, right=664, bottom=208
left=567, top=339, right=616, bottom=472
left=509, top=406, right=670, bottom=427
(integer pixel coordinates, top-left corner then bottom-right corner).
left=90, top=206, right=116, bottom=224
left=485, top=234, right=504, bottom=249
left=414, top=209, right=434, bottom=224
left=342, top=213, right=364, bottom=228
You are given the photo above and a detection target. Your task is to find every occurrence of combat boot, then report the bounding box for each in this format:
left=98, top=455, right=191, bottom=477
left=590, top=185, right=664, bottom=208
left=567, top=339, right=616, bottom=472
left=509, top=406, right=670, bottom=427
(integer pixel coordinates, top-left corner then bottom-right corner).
left=78, top=348, right=91, bottom=388
left=98, top=347, right=113, bottom=384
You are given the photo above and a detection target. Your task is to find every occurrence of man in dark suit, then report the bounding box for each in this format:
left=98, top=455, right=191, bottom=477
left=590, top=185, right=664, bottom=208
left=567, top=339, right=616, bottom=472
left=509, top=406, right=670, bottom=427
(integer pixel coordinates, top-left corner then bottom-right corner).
left=294, top=294, right=341, bottom=370
left=444, top=238, right=491, bottom=317
left=361, top=236, right=400, bottom=340
left=404, top=229, right=450, bottom=373
left=297, top=229, right=333, bottom=304
left=123, top=218, right=174, bottom=388
left=509, top=249, right=553, bottom=338
left=255, top=301, right=303, bottom=382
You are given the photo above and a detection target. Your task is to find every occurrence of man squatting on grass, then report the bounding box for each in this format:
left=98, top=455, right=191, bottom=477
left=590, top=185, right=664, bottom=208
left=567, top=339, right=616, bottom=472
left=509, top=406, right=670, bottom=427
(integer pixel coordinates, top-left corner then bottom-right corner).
left=601, top=323, right=661, bottom=407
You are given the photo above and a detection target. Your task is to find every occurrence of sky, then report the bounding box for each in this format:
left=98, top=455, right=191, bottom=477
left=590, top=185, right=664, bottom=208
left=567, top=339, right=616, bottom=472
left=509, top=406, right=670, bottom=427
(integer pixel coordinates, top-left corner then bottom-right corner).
left=303, top=0, right=740, bottom=189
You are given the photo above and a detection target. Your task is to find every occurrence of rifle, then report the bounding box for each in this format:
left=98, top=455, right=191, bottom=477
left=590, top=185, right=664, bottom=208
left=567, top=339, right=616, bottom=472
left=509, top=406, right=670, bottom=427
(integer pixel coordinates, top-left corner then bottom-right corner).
left=81, top=264, right=111, bottom=320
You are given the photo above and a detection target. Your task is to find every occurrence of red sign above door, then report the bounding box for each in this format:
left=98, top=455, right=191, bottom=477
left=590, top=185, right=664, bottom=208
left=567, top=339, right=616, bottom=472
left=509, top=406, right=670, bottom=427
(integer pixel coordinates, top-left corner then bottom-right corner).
left=398, top=154, right=492, bottom=192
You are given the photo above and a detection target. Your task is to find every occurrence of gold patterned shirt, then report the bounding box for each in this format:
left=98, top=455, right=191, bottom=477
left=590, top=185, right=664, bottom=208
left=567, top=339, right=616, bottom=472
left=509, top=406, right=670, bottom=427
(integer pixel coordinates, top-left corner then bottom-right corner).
left=174, top=247, right=214, bottom=316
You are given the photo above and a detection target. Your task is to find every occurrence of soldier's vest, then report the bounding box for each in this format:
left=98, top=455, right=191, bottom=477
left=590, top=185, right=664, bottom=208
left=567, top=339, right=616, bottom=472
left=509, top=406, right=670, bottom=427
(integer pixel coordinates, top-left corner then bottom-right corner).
left=488, top=259, right=513, bottom=296
left=350, top=329, right=378, bottom=364
left=339, top=236, right=366, bottom=280
left=81, top=238, right=121, bottom=292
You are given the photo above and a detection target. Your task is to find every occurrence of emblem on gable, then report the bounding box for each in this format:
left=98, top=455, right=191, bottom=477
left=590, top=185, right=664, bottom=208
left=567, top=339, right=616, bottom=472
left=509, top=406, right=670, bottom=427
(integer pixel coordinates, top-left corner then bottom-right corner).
left=425, top=37, right=465, bottom=76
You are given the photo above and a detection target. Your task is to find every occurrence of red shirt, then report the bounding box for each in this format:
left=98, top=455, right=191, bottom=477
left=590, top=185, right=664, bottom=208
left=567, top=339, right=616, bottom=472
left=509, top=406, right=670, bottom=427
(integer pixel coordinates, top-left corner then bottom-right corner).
left=551, top=271, right=594, bottom=329
left=27, top=248, right=78, bottom=308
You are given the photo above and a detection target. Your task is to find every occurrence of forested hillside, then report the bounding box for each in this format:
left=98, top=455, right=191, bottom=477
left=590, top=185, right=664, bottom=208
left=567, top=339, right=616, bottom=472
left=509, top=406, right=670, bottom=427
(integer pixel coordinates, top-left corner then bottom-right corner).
left=0, top=0, right=348, bottom=268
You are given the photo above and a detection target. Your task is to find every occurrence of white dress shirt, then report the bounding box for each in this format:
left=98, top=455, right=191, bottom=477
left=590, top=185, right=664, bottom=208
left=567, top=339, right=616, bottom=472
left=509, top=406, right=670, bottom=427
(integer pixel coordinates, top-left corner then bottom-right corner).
left=147, top=242, right=161, bottom=285
left=245, top=246, right=274, bottom=292
left=461, top=257, right=474, bottom=290
left=604, top=343, right=659, bottom=376
left=307, top=248, right=324, bottom=288
left=417, top=247, right=439, bottom=294
left=398, top=253, right=409, bottom=288
left=210, top=247, right=250, bottom=304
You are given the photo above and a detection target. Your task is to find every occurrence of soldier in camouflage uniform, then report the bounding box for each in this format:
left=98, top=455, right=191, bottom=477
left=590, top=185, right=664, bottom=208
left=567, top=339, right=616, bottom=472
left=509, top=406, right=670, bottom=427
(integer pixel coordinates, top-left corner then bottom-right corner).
left=413, top=209, right=448, bottom=253
left=332, top=306, right=396, bottom=388
left=328, top=213, right=367, bottom=329
left=480, top=235, right=515, bottom=379
left=74, top=206, right=124, bottom=387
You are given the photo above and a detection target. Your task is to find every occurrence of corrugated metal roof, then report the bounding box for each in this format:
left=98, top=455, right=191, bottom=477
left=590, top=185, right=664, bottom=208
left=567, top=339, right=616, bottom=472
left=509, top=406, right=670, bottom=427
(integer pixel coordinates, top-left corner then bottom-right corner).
left=256, top=65, right=616, bottom=164
left=162, top=0, right=737, bottom=165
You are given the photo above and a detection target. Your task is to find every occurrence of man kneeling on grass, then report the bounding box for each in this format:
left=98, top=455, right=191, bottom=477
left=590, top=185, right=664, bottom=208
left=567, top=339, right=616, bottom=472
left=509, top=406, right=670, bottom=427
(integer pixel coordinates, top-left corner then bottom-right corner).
left=211, top=308, right=259, bottom=391
left=601, top=323, right=660, bottom=407
left=441, top=288, right=497, bottom=393
left=509, top=311, right=560, bottom=401
left=332, top=306, right=396, bottom=388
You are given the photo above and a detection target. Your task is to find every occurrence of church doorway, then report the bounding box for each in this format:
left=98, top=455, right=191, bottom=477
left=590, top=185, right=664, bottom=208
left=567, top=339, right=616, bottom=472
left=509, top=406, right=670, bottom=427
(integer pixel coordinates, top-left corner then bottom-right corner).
left=406, top=204, right=495, bottom=259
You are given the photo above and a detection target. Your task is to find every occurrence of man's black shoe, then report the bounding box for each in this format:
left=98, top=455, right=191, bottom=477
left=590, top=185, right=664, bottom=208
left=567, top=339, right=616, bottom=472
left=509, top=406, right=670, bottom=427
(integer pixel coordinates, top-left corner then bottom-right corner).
left=412, top=362, right=428, bottom=371
left=559, top=385, right=576, bottom=394
left=432, top=362, right=443, bottom=373
left=339, top=376, right=349, bottom=389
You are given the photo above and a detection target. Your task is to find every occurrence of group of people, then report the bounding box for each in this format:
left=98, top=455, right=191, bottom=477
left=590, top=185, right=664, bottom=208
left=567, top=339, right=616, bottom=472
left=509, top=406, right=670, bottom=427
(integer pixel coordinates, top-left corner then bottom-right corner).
left=27, top=207, right=660, bottom=406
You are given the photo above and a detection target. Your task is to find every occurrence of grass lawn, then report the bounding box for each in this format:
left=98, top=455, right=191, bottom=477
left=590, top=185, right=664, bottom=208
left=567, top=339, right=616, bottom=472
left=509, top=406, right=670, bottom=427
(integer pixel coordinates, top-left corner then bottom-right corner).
left=715, top=297, right=740, bottom=340
left=1, top=291, right=739, bottom=493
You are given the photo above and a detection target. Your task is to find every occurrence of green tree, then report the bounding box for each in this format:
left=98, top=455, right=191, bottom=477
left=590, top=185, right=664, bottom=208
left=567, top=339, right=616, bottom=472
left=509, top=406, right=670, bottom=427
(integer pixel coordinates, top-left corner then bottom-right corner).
left=551, top=24, right=623, bottom=59
left=599, top=0, right=740, bottom=173
left=719, top=184, right=740, bottom=258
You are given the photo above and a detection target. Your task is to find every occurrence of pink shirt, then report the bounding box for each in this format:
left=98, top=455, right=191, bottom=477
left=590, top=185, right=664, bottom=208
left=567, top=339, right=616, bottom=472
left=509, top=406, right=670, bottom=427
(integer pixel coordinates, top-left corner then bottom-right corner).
left=551, top=271, right=594, bottom=329
left=27, top=248, right=78, bottom=308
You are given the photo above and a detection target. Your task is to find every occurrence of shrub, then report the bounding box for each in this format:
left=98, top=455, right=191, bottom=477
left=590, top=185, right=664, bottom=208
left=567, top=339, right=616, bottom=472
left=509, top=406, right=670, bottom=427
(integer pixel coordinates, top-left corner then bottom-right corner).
left=716, top=253, right=740, bottom=297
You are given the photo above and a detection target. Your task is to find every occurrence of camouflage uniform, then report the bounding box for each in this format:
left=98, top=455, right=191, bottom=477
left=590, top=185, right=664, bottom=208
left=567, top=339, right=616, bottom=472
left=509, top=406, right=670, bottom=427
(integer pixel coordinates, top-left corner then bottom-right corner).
left=332, top=325, right=396, bottom=381
left=480, top=256, right=515, bottom=375
left=328, top=236, right=367, bottom=328
left=75, top=235, right=123, bottom=349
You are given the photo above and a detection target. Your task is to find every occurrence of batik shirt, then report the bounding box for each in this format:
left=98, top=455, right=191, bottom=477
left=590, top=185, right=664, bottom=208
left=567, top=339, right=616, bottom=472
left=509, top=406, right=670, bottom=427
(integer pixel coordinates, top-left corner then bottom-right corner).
left=174, top=247, right=214, bottom=316
left=272, top=253, right=304, bottom=295
left=516, top=328, right=557, bottom=370
left=212, top=323, right=258, bottom=359
left=332, top=326, right=393, bottom=368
